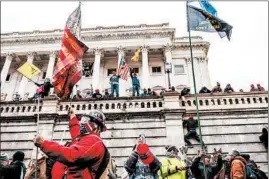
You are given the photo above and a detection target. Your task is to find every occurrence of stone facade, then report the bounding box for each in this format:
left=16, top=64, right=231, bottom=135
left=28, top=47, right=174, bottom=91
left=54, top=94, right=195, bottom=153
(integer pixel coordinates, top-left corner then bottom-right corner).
left=0, top=91, right=268, bottom=176
left=1, top=23, right=210, bottom=100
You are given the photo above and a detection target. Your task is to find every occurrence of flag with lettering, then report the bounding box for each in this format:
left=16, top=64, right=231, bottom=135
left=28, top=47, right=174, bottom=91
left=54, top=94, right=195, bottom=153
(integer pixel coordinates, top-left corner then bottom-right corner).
left=187, top=4, right=233, bottom=40
left=17, top=62, right=41, bottom=80
left=131, top=49, right=141, bottom=62
left=52, top=3, right=89, bottom=99
left=117, top=56, right=129, bottom=81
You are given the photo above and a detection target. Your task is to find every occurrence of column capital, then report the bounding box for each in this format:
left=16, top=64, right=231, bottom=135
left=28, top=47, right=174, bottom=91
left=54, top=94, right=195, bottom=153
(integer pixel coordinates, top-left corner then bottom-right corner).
left=163, top=44, right=174, bottom=53
left=140, top=45, right=149, bottom=53
left=94, top=48, right=102, bottom=56
left=27, top=52, right=36, bottom=58
left=185, top=57, right=192, bottom=63
left=49, top=51, right=57, bottom=57
left=117, top=46, right=126, bottom=56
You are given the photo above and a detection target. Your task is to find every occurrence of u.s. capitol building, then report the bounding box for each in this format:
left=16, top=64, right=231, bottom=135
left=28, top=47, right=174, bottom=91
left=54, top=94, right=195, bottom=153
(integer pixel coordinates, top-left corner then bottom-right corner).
left=0, top=23, right=268, bottom=176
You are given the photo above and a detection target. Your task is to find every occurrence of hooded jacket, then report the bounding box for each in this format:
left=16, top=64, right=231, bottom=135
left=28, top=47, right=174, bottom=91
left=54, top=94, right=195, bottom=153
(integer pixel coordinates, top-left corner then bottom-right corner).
left=0, top=160, right=26, bottom=179
left=230, top=156, right=247, bottom=179
left=40, top=116, right=105, bottom=179
left=159, top=156, right=187, bottom=179
left=191, top=156, right=223, bottom=179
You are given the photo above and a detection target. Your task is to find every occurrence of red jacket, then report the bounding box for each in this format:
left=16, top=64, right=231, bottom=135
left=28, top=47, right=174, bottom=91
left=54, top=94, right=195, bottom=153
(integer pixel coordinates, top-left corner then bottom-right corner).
left=41, top=116, right=105, bottom=179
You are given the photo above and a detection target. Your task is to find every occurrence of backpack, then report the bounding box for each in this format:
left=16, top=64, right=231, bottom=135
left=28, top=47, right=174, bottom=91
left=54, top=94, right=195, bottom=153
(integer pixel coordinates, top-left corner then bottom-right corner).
left=245, top=164, right=257, bottom=179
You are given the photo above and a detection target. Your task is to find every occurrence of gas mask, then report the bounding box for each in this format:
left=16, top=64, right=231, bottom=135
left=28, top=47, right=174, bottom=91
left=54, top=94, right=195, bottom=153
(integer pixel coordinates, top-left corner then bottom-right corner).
left=79, top=115, right=96, bottom=135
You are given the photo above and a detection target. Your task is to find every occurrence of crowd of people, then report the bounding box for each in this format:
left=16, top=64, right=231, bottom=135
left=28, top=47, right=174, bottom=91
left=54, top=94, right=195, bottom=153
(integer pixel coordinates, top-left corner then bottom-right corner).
left=0, top=110, right=268, bottom=179
left=0, top=74, right=267, bottom=102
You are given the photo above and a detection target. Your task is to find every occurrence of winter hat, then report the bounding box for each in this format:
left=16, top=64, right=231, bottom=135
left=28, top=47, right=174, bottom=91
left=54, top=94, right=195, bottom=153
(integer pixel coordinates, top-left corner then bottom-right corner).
left=0, top=153, right=9, bottom=162
left=228, top=149, right=240, bottom=157
left=12, top=151, right=25, bottom=162
left=165, top=145, right=179, bottom=153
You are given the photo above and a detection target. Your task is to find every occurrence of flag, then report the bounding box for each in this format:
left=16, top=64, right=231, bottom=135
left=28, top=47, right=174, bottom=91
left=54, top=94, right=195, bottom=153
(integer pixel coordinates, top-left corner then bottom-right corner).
left=117, top=56, right=129, bottom=81
left=199, top=0, right=217, bottom=16
left=187, top=4, right=233, bottom=40
left=131, top=49, right=141, bottom=62
left=52, top=3, right=89, bottom=99
left=17, top=62, right=41, bottom=80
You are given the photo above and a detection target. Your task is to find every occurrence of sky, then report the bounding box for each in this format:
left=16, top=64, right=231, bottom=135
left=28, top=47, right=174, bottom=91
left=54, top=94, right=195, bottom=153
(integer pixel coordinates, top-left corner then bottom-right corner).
left=1, top=1, right=268, bottom=91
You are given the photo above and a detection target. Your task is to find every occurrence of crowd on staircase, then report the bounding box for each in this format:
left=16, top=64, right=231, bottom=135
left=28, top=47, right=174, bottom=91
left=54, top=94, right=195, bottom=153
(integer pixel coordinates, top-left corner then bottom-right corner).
left=0, top=110, right=268, bottom=179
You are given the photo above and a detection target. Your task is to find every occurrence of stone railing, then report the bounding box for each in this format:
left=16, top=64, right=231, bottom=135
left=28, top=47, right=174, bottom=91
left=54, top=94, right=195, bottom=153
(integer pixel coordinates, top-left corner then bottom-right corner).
left=0, top=92, right=268, bottom=117
left=181, top=91, right=268, bottom=110
left=0, top=96, right=164, bottom=117
left=57, top=97, right=164, bottom=115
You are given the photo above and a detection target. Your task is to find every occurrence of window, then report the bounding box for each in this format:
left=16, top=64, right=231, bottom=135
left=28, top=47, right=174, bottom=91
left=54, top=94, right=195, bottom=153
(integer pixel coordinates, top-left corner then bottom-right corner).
left=131, top=68, right=139, bottom=74
left=41, top=72, right=47, bottom=79
left=5, top=74, right=11, bottom=81
left=152, top=67, right=162, bottom=74
left=82, top=62, right=94, bottom=77
left=174, top=65, right=185, bottom=74
left=107, top=69, right=116, bottom=76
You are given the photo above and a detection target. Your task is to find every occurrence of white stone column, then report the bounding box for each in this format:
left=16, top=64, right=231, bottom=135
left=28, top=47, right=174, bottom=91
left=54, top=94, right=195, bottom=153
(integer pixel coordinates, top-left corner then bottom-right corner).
left=18, top=52, right=35, bottom=97
left=199, top=57, right=212, bottom=89
left=141, top=46, right=150, bottom=89
left=186, top=58, right=194, bottom=93
left=45, top=51, right=57, bottom=79
left=117, top=47, right=127, bottom=96
left=164, top=45, right=175, bottom=89
left=1, top=54, right=13, bottom=90
left=92, top=48, right=101, bottom=91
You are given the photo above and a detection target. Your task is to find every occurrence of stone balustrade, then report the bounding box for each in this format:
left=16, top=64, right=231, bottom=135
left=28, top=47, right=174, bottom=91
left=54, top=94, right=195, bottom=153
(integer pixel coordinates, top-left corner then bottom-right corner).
left=181, top=91, right=268, bottom=110
left=0, top=92, right=267, bottom=117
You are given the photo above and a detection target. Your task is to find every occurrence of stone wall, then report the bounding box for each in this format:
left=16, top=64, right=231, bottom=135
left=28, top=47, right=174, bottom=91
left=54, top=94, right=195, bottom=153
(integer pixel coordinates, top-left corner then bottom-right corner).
left=0, top=91, right=268, bottom=177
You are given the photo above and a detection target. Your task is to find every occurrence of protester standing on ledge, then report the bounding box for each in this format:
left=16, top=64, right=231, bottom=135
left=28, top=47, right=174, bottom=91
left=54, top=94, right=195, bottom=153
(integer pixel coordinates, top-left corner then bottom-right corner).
left=130, top=68, right=140, bottom=97
left=109, top=71, right=120, bottom=97
left=34, top=78, right=54, bottom=98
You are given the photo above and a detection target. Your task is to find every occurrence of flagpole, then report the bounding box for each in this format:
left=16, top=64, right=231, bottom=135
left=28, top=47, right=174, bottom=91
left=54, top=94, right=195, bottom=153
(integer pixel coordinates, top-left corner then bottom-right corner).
left=186, top=1, right=207, bottom=179
left=35, top=95, right=40, bottom=179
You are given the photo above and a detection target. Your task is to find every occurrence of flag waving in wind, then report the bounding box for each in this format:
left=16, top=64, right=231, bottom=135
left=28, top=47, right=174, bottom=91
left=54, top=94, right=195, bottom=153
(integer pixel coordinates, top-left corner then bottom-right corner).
left=199, top=0, right=217, bottom=16
left=187, top=2, right=233, bottom=40
left=52, top=3, right=88, bottom=99
left=117, top=56, right=129, bottom=81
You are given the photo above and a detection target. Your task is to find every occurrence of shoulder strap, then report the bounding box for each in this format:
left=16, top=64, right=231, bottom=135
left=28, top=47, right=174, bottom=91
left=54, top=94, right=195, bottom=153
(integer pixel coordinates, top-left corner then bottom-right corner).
left=95, top=145, right=111, bottom=179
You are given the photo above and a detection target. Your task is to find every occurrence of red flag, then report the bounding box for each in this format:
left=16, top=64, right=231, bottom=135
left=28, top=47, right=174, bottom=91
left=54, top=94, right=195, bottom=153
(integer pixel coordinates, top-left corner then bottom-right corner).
left=52, top=3, right=88, bottom=99
left=116, top=56, right=129, bottom=81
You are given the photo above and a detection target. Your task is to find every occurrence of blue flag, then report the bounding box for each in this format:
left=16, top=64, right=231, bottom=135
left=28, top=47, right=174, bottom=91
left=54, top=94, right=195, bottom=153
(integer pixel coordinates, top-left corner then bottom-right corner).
left=199, top=0, right=217, bottom=16
left=187, top=4, right=233, bottom=41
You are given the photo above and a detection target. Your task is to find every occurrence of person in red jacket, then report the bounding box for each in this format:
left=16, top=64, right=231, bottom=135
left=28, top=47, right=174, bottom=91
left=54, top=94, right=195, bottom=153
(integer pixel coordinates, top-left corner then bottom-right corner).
left=33, top=109, right=108, bottom=179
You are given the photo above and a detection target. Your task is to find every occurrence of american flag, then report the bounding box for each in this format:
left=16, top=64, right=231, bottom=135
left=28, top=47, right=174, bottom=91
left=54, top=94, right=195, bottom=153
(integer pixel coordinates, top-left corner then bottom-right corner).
left=52, top=3, right=88, bottom=99
left=117, top=56, right=129, bottom=81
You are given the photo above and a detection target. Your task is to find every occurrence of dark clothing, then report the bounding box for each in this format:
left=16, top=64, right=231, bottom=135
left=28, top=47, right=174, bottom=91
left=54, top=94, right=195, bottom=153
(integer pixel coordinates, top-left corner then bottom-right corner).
left=199, top=87, right=211, bottom=94
left=183, top=118, right=204, bottom=146
left=259, top=127, right=268, bottom=150
left=212, top=86, right=222, bottom=93
left=35, top=82, right=54, bottom=97
left=181, top=88, right=190, bottom=96
left=73, top=94, right=83, bottom=100
left=0, top=161, right=26, bottom=179
left=132, top=85, right=140, bottom=97
left=183, top=118, right=198, bottom=132
left=124, top=151, right=161, bottom=179
left=191, top=156, right=223, bottom=179
left=184, top=130, right=203, bottom=146
left=92, top=93, right=102, bottom=99
left=224, top=87, right=234, bottom=93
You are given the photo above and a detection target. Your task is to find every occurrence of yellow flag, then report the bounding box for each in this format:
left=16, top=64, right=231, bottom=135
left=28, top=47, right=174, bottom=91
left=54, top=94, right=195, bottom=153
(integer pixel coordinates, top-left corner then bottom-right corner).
left=131, top=49, right=141, bottom=62
left=17, top=62, right=41, bottom=79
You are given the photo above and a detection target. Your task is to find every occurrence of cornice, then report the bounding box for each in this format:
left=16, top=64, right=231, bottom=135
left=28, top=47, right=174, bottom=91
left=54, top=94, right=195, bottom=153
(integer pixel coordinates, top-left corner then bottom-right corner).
left=1, top=29, right=175, bottom=45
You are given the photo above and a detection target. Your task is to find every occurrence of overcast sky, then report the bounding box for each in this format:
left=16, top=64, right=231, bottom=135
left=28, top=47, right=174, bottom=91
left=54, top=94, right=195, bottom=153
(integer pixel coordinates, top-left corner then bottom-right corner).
left=1, top=1, right=268, bottom=91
